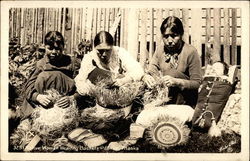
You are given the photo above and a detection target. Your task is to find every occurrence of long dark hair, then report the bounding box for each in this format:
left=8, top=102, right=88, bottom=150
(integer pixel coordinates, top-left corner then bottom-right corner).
left=94, top=31, right=114, bottom=47
left=44, top=31, right=65, bottom=50
left=160, top=16, right=184, bottom=36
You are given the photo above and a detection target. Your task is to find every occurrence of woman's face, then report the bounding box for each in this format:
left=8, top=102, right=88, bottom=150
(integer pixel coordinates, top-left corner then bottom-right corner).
left=45, top=45, right=62, bottom=61
left=96, top=48, right=112, bottom=64
left=162, top=28, right=182, bottom=52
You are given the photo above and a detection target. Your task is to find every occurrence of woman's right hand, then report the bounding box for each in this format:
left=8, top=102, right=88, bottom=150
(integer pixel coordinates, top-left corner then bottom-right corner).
left=143, top=74, right=156, bottom=88
left=36, top=94, right=52, bottom=107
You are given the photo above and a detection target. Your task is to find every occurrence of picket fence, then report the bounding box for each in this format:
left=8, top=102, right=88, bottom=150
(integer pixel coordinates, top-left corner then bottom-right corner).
left=9, top=8, right=241, bottom=66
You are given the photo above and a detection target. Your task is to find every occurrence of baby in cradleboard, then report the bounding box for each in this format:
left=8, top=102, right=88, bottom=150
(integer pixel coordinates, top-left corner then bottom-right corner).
left=192, top=61, right=237, bottom=137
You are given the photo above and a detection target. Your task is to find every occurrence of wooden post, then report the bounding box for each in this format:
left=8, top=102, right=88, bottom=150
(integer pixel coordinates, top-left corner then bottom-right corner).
left=205, top=8, right=212, bottom=65
left=149, top=8, right=154, bottom=61
left=173, top=8, right=180, bottom=18
left=86, top=8, right=93, bottom=41
left=213, top=8, right=221, bottom=62
left=82, top=8, right=86, bottom=40
left=71, top=8, right=76, bottom=55
left=190, top=8, right=202, bottom=57
left=223, top=8, right=230, bottom=65
left=92, top=8, right=97, bottom=41
left=155, top=8, right=163, bottom=54
left=231, top=8, right=237, bottom=65
left=97, top=8, right=102, bottom=33
left=127, top=8, right=139, bottom=60
left=139, top=9, right=148, bottom=67
left=105, top=8, right=110, bottom=32
left=62, top=8, right=66, bottom=36
left=182, top=8, right=189, bottom=44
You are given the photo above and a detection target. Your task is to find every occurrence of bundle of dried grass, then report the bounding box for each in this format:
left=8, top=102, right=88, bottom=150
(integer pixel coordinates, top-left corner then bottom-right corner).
left=80, top=80, right=143, bottom=131
left=31, top=89, right=79, bottom=142
left=90, top=79, right=143, bottom=108
left=217, top=94, right=241, bottom=135
left=10, top=119, right=35, bottom=150
left=143, top=80, right=169, bottom=108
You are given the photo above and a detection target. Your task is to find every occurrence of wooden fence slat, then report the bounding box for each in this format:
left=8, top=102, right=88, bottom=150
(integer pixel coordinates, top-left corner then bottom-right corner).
left=190, top=8, right=202, bottom=57
left=213, top=8, right=221, bottom=62
left=62, top=8, right=66, bottom=36
left=205, top=8, right=212, bottom=65
left=92, top=8, right=97, bottom=41
left=155, top=8, right=163, bottom=53
left=105, top=8, right=110, bottom=32
left=182, top=8, right=189, bottom=44
left=139, top=9, right=148, bottom=67
left=173, top=8, right=180, bottom=18
left=58, top=8, right=62, bottom=33
left=86, top=8, right=93, bottom=41
left=231, top=8, right=237, bottom=65
left=164, top=8, right=170, bottom=18
left=70, top=8, right=76, bottom=54
left=97, top=8, right=102, bottom=33
left=149, top=8, right=154, bottom=60
left=10, top=9, right=14, bottom=38
left=223, top=8, right=230, bottom=65
left=127, top=8, right=139, bottom=60
left=120, top=8, right=125, bottom=48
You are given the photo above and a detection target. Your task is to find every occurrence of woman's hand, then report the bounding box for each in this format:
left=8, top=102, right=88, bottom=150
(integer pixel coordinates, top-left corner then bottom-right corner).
left=143, top=74, right=156, bottom=88
left=36, top=94, right=52, bottom=107
left=56, top=96, right=70, bottom=108
left=162, top=75, right=183, bottom=88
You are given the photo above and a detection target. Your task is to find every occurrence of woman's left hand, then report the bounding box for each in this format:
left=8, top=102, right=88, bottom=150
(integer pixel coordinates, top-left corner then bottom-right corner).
left=56, top=96, right=70, bottom=108
left=162, top=75, right=180, bottom=87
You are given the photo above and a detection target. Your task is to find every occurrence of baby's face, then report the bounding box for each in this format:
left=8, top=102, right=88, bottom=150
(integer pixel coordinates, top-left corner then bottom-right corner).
left=211, top=62, right=225, bottom=76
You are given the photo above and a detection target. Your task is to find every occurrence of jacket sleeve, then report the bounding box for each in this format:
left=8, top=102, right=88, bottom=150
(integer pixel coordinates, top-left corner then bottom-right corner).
left=23, top=61, right=44, bottom=102
left=118, top=47, right=144, bottom=81
left=179, top=48, right=202, bottom=90
left=147, top=48, right=161, bottom=79
left=74, top=51, right=96, bottom=95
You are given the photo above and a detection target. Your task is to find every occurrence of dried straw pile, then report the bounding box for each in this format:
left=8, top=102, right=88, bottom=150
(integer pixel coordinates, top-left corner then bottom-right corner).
left=80, top=80, right=143, bottom=131
left=10, top=89, right=79, bottom=149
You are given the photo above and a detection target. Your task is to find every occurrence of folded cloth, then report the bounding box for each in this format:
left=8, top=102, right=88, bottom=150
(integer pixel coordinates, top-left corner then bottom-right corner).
left=68, top=128, right=107, bottom=148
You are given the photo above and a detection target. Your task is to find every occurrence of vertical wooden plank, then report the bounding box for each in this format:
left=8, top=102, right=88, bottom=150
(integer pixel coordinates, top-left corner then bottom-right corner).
left=149, top=8, right=154, bottom=60
left=97, top=8, right=102, bottom=33
left=20, top=8, right=25, bottom=46
left=182, top=8, right=189, bottom=44
left=120, top=8, right=125, bottom=48
left=127, top=8, right=139, bottom=59
left=16, top=8, right=21, bottom=43
left=164, top=8, right=170, bottom=18
left=86, top=8, right=93, bottom=41
left=65, top=8, right=73, bottom=55
left=81, top=8, right=86, bottom=40
left=62, top=8, right=66, bottom=36
left=10, top=8, right=14, bottom=39
left=105, top=8, right=110, bottom=32
left=154, top=8, right=163, bottom=54
left=92, top=8, right=97, bottom=41
left=223, top=8, right=230, bottom=65
left=190, top=8, right=202, bottom=57
left=31, top=8, right=35, bottom=43
left=213, top=8, right=221, bottom=62
left=139, top=9, right=148, bottom=67
left=58, top=8, right=62, bottom=32
left=231, top=8, right=237, bottom=65
left=173, top=8, right=180, bottom=18
left=123, top=8, right=129, bottom=49
left=205, top=8, right=212, bottom=65
left=71, top=8, right=76, bottom=55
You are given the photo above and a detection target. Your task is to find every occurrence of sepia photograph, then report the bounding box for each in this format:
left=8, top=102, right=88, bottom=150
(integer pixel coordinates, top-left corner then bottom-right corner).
left=1, top=1, right=249, bottom=161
